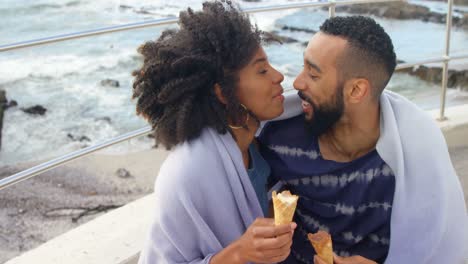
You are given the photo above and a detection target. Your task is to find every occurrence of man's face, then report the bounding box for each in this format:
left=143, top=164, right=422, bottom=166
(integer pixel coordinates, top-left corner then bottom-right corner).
left=293, top=32, right=348, bottom=136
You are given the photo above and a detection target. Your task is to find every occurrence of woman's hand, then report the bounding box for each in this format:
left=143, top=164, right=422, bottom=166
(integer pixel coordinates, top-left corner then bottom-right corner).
left=313, top=254, right=378, bottom=264
left=235, top=218, right=297, bottom=263
left=210, top=217, right=296, bottom=264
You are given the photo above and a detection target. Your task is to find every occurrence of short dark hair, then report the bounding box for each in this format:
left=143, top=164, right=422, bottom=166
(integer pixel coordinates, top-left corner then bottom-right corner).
left=320, top=16, right=396, bottom=98
left=132, top=1, right=269, bottom=150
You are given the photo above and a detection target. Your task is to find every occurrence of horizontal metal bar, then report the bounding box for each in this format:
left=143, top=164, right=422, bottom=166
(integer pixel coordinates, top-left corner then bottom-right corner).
left=451, top=53, right=468, bottom=61
left=0, top=17, right=179, bottom=52
left=0, top=0, right=403, bottom=53
left=0, top=127, right=152, bottom=191
left=395, top=54, right=468, bottom=70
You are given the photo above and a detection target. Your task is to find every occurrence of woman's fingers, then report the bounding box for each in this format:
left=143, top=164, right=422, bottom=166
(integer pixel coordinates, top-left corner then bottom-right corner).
left=260, top=237, right=293, bottom=258
left=257, top=230, right=293, bottom=250
left=252, top=222, right=295, bottom=238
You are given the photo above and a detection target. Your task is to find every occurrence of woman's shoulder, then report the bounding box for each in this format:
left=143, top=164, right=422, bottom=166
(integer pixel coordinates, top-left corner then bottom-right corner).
left=155, top=132, right=222, bottom=193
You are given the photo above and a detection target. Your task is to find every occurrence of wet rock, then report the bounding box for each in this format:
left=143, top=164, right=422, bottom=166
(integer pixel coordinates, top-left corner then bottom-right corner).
left=281, top=25, right=317, bottom=34
left=457, top=0, right=468, bottom=5
left=21, top=105, right=47, bottom=116
left=267, top=31, right=300, bottom=44
left=330, top=2, right=467, bottom=28
left=5, top=100, right=18, bottom=109
left=119, top=4, right=132, bottom=9
left=100, top=79, right=120, bottom=88
left=116, top=168, right=132, bottom=178
left=67, top=133, right=91, bottom=142
left=0, top=90, right=6, bottom=150
left=400, top=65, right=468, bottom=91
left=96, top=116, right=112, bottom=123
left=459, top=13, right=468, bottom=29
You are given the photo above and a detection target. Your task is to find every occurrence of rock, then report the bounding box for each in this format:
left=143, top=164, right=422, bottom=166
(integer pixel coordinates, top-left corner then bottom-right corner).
left=96, top=116, right=112, bottom=123
left=6, top=100, right=18, bottom=109
left=100, top=79, right=120, bottom=88
left=119, top=4, right=132, bottom=9
left=116, top=168, right=132, bottom=178
left=456, top=0, right=468, bottom=5
left=0, top=90, right=6, bottom=150
left=242, top=0, right=261, bottom=2
left=330, top=2, right=466, bottom=28
left=0, top=90, right=6, bottom=105
left=458, top=13, right=468, bottom=29
left=267, top=31, right=300, bottom=44
left=401, top=65, right=468, bottom=91
left=21, top=105, right=47, bottom=116
left=67, top=133, right=91, bottom=142
left=281, top=25, right=317, bottom=34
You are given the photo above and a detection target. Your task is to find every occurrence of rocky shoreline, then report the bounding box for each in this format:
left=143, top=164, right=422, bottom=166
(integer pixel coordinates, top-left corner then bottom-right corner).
left=329, top=2, right=468, bottom=29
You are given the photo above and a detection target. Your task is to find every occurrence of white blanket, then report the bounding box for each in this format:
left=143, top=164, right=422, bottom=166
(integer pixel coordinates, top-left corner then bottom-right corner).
left=279, top=90, right=468, bottom=263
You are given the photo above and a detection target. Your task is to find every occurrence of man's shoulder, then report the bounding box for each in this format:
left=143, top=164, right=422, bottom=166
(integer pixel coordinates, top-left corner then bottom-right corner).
left=258, top=114, right=305, bottom=145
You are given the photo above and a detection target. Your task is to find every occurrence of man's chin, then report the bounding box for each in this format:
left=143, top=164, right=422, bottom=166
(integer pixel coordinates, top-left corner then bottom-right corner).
left=303, top=112, right=313, bottom=121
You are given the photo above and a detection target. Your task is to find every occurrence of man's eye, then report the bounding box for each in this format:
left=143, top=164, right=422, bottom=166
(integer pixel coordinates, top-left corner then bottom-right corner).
left=309, top=74, right=318, bottom=80
left=259, top=69, right=268, bottom=74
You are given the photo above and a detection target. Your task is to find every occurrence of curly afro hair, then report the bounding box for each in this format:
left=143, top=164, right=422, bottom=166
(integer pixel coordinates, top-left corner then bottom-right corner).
left=132, top=0, right=271, bottom=150
left=320, top=16, right=396, bottom=99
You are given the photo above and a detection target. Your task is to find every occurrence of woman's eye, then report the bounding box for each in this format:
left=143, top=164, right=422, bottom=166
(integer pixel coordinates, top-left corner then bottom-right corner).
left=259, top=69, right=268, bottom=74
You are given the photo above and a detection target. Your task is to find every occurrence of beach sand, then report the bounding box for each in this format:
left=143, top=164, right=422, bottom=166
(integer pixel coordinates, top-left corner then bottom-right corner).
left=0, top=145, right=467, bottom=263
left=0, top=147, right=169, bottom=263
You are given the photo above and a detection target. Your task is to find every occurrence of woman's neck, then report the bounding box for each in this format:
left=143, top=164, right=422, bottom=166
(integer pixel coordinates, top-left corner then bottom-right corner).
left=231, top=117, right=259, bottom=168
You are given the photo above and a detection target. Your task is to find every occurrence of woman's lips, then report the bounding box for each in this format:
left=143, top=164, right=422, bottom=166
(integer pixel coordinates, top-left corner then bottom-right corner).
left=273, top=89, right=284, bottom=102
left=274, top=94, right=285, bottom=102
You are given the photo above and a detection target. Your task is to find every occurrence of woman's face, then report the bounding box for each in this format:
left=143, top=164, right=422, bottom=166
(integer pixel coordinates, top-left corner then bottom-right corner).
left=237, top=47, right=285, bottom=121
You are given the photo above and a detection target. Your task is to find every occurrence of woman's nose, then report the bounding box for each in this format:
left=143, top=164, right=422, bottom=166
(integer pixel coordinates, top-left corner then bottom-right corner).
left=272, top=68, right=284, bottom=84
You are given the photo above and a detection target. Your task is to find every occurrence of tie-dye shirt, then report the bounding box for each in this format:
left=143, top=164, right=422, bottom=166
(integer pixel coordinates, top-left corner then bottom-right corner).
left=258, top=115, right=395, bottom=264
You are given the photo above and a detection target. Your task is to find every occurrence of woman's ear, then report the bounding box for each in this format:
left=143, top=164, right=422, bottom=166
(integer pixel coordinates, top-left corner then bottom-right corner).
left=214, top=83, right=228, bottom=105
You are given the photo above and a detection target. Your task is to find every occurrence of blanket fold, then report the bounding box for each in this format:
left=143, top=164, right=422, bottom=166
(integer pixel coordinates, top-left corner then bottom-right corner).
left=138, top=128, right=262, bottom=264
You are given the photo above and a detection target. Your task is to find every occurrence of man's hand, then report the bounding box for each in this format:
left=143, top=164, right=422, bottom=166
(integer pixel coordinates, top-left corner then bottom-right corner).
left=313, top=254, right=377, bottom=264
left=235, top=218, right=296, bottom=263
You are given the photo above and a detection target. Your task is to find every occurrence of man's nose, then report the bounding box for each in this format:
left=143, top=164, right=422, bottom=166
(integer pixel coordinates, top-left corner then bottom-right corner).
left=293, top=73, right=305, bottom=91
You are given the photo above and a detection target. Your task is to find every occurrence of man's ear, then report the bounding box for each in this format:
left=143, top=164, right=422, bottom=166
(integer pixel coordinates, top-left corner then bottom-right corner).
left=346, top=78, right=370, bottom=103
left=214, top=83, right=228, bottom=105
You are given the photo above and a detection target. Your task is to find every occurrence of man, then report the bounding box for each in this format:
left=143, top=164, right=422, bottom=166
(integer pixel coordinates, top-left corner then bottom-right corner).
left=259, top=16, right=467, bottom=264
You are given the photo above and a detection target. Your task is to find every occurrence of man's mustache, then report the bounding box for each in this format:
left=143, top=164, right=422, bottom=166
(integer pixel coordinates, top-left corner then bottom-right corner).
left=298, top=91, right=312, bottom=104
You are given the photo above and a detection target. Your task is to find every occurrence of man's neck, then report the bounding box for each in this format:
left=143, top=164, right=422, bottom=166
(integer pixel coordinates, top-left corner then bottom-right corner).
left=318, top=105, right=381, bottom=162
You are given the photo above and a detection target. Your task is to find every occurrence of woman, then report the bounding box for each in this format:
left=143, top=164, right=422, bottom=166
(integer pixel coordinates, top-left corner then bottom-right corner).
left=133, top=1, right=296, bottom=263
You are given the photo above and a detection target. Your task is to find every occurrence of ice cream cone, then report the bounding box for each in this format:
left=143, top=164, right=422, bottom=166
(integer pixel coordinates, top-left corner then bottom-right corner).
left=308, top=231, right=333, bottom=264
left=272, top=190, right=299, bottom=225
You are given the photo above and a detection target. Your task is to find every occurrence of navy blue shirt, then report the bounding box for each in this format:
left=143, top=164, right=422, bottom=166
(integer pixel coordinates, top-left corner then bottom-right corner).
left=247, top=143, right=271, bottom=216
left=258, top=115, right=395, bottom=264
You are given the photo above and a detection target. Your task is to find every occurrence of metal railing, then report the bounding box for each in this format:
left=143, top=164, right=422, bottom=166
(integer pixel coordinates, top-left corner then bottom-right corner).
left=0, top=0, right=466, bottom=190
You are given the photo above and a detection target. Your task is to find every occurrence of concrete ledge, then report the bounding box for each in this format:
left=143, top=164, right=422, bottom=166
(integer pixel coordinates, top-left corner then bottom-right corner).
left=428, top=104, right=468, bottom=148
left=5, top=104, right=468, bottom=264
left=5, top=194, right=155, bottom=264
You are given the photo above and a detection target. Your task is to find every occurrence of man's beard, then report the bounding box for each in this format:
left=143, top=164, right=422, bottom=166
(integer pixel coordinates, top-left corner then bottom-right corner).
left=298, top=86, right=344, bottom=137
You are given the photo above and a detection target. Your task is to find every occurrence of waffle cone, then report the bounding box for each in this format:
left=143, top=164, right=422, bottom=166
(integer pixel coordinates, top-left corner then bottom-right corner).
left=308, top=231, right=333, bottom=264
left=272, top=190, right=298, bottom=225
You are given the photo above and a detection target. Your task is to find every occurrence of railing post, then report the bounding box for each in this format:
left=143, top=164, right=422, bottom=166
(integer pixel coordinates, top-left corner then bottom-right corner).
left=438, top=0, right=454, bottom=121
left=329, top=0, right=336, bottom=17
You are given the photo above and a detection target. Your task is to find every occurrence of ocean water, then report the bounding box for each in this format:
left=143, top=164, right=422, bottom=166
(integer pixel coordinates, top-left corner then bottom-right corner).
left=0, top=0, right=467, bottom=166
